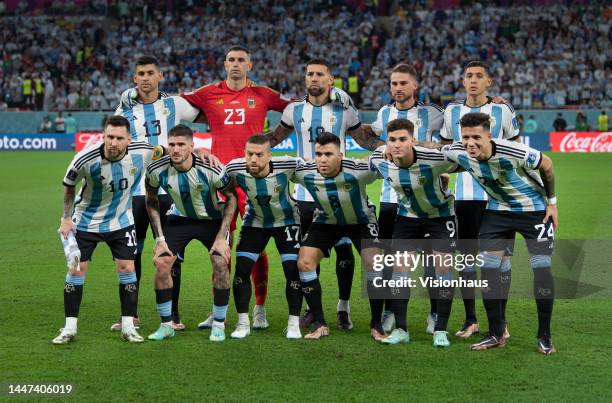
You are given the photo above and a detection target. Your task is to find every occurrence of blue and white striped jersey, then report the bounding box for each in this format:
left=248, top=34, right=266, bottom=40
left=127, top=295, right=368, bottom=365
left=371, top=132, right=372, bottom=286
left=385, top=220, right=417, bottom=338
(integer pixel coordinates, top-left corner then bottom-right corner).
left=63, top=141, right=162, bottom=233
left=371, top=102, right=444, bottom=203
left=292, top=158, right=378, bottom=225
left=440, top=98, right=519, bottom=201
left=280, top=97, right=361, bottom=202
left=146, top=155, right=232, bottom=220
left=442, top=140, right=547, bottom=212
left=369, top=146, right=457, bottom=218
left=114, top=93, right=200, bottom=196
left=226, top=156, right=300, bottom=228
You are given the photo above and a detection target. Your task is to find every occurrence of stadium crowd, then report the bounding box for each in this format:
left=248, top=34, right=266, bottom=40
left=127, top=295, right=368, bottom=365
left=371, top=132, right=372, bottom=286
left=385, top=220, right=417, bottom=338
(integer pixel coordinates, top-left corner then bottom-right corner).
left=0, top=0, right=609, bottom=111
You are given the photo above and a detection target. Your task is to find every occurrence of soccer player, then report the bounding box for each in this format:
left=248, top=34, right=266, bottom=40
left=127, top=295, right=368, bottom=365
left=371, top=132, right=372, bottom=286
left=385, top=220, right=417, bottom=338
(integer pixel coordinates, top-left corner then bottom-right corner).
left=144, top=125, right=237, bottom=342
left=292, top=133, right=382, bottom=340
left=113, top=55, right=208, bottom=332
left=225, top=135, right=303, bottom=339
left=369, top=119, right=459, bottom=346
left=53, top=116, right=163, bottom=344
left=362, top=63, right=444, bottom=334
left=439, top=61, right=520, bottom=339
left=266, top=59, right=383, bottom=331
left=441, top=112, right=557, bottom=354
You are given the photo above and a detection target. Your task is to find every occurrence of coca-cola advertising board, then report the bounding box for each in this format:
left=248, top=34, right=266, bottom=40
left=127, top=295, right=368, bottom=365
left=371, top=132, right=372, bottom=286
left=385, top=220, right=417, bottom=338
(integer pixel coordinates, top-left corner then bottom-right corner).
left=75, top=132, right=213, bottom=152
left=550, top=132, right=612, bottom=152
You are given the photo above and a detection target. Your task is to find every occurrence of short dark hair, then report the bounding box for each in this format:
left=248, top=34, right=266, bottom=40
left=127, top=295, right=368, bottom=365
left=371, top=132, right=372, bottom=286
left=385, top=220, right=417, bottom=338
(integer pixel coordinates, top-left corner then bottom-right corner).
left=391, top=63, right=418, bottom=79
left=246, top=134, right=270, bottom=146
left=459, top=112, right=491, bottom=132
left=463, top=60, right=491, bottom=76
left=306, top=59, right=331, bottom=74
left=104, top=115, right=130, bottom=132
left=168, top=124, right=193, bottom=140
left=135, top=55, right=160, bottom=68
left=226, top=45, right=250, bottom=57
left=314, top=132, right=341, bottom=148
left=386, top=118, right=415, bottom=136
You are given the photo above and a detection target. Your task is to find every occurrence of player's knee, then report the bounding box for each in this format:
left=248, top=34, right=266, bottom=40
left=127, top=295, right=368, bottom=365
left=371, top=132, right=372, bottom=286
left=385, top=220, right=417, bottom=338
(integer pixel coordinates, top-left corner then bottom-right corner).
left=530, top=254, right=552, bottom=270
left=154, top=255, right=174, bottom=271
left=297, top=257, right=314, bottom=273
left=116, top=260, right=135, bottom=273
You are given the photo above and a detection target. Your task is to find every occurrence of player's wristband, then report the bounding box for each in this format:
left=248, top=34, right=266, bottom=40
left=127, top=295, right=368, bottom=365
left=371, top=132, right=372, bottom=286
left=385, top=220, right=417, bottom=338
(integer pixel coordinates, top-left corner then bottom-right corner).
left=155, top=236, right=166, bottom=242
left=547, top=196, right=557, bottom=205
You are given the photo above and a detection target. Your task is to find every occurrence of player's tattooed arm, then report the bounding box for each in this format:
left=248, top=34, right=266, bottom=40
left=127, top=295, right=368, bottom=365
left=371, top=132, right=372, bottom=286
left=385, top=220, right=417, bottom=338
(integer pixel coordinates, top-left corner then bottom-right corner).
left=349, top=125, right=384, bottom=151
left=59, top=185, right=76, bottom=238
left=264, top=125, right=293, bottom=147
left=145, top=182, right=173, bottom=258
left=538, top=154, right=558, bottom=227
left=62, top=186, right=75, bottom=219
left=211, top=185, right=237, bottom=264
left=144, top=183, right=163, bottom=239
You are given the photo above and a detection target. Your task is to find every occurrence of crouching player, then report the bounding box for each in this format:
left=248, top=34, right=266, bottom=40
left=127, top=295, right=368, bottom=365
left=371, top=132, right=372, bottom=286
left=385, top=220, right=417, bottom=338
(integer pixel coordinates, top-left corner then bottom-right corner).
left=145, top=125, right=237, bottom=342
left=53, top=116, right=163, bottom=344
left=225, top=136, right=303, bottom=339
left=292, top=133, right=382, bottom=340
left=369, top=119, right=459, bottom=346
left=441, top=112, right=557, bottom=354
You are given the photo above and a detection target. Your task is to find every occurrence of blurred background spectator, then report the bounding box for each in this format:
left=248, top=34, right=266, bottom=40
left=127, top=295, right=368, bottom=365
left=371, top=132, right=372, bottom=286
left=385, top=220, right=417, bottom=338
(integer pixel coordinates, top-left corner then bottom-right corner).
left=0, top=0, right=609, bottom=112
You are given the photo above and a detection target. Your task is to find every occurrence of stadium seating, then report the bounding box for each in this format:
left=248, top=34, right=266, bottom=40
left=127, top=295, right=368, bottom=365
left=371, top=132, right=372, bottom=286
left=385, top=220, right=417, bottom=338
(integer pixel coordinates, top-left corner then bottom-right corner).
left=0, top=0, right=609, bottom=112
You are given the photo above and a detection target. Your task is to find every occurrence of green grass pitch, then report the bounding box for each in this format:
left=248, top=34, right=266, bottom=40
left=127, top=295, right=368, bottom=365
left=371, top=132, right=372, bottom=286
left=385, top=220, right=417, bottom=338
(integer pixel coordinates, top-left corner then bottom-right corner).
left=2, top=152, right=611, bottom=401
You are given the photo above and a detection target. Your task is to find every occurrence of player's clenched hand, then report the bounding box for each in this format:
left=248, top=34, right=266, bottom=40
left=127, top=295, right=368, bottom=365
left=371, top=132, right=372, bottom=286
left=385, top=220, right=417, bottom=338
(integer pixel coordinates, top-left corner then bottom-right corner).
left=153, top=240, right=173, bottom=260
left=329, top=87, right=351, bottom=109
left=210, top=237, right=231, bottom=264
left=197, top=148, right=221, bottom=168
left=544, top=204, right=558, bottom=228
left=59, top=217, right=76, bottom=239
left=120, top=87, right=139, bottom=109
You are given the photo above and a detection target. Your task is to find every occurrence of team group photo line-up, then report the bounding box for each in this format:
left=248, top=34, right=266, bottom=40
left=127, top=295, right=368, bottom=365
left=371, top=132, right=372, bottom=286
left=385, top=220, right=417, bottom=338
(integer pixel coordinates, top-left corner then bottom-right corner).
left=54, top=48, right=558, bottom=355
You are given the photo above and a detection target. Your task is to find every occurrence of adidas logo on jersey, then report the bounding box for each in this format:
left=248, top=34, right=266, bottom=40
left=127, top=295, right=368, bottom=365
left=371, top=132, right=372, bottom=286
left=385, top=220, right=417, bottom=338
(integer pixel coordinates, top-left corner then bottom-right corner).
left=216, top=99, right=224, bottom=105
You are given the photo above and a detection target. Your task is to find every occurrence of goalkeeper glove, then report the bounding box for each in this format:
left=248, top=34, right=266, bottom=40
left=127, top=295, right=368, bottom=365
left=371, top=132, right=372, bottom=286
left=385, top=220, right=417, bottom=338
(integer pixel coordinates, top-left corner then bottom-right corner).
left=119, top=87, right=139, bottom=109
left=329, top=87, right=352, bottom=109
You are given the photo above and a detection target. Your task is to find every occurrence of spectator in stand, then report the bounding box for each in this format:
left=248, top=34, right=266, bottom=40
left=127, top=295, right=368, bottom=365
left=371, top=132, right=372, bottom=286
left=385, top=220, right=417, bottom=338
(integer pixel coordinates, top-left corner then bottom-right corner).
left=64, top=113, right=77, bottom=134
left=524, top=115, right=538, bottom=134
left=517, top=114, right=525, bottom=132
left=598, top=111, right=608, bottom=132
left=39, top=116, right=52, bottom=132
left=55, top=111, right=66, bottom=133
left=553, top=113, right=567, bottom=132
left=575, top=112, right=590, bottom=131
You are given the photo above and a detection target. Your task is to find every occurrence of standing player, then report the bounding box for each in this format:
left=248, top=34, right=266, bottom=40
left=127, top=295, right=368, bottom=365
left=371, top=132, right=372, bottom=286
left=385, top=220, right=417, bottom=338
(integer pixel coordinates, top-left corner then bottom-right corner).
left=266, top=59, right=383, bottom=330
left=144, top=125, right=237, bottom=342
left=113, top=55, right=206, bottom=332
left=362, top=63, right=444, bottom=334
left=369, top=119, right=459, bottom=346
left=441, top=112, right=557, bottom=354
left=225, top=136, right=303, bottom=339
left=439, top=61, right=520, bottom=338
left=292, top=133, right=382, bottom=340
left=53, top=116, right=162, bottom=344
